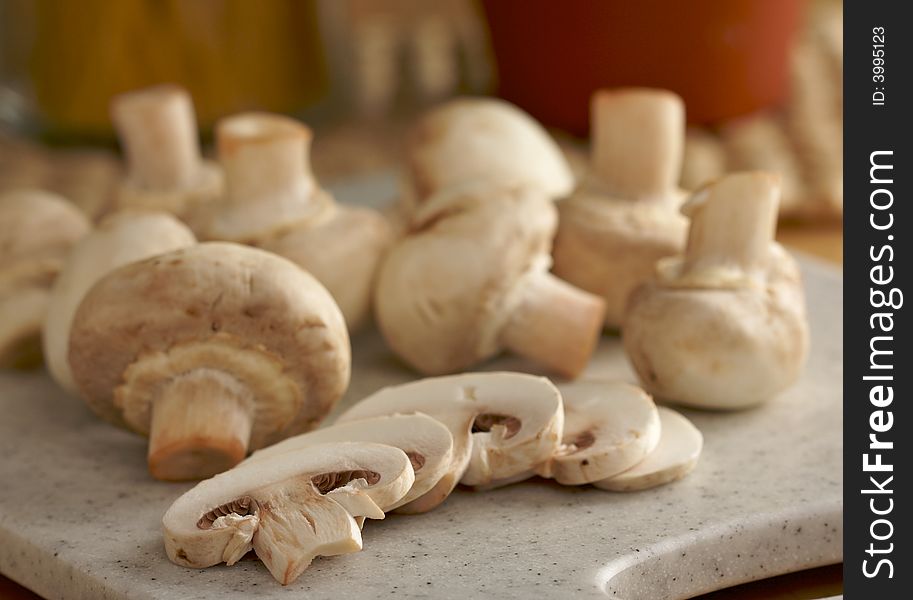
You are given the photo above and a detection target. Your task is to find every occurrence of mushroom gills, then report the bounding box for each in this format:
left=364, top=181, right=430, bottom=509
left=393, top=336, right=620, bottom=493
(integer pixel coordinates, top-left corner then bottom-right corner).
left=594, top=407, right=703, bottom=492
left=539, top=381, right=661, bottom=485
left=164, top=442, right=413, bottom=585
left=337, top=372, right=564, bottom=509
left=243, top=413, right=454, bottom=510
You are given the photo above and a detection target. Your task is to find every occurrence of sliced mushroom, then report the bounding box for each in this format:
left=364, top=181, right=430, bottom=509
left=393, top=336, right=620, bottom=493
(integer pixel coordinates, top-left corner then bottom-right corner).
left=624, top=172, right=809, bottom=409
left=594, top=407, right=703, bottom=492
left=539, top=381, right=660, bottom=485
left=111, top=85, right=222, bottom=229
left=376, top=182, right=605, bottom=378
left=199, top=112, right=392, bottom=330
left=402, top=97, right=574, bottom=210
left=552, top=88, right=689, bottom=328
left=337, top=372, right=563, bottom=512
left=68, top=242, right=351, bottom=480
left=43, top=210, right=196, bottom=394
left=244, top=413, right=453, bottom=510
left=0, top=189, right=90, bottom=368
left=164, top=441, right=414, bottom=585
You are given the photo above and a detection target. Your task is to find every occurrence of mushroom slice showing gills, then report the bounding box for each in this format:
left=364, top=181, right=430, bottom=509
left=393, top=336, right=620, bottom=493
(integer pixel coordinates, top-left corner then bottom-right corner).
left=243, top=413, right=453, bottom=510
left=337, top=372, right=563, bottom=513
left=163, top=442, right=414, bottom=585
left=595, top=407, right=703, bottom=492
left=540, top=381, right=661, bottom=485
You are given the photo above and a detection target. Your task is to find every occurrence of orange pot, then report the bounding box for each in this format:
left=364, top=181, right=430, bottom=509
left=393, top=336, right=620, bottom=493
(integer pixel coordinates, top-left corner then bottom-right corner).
left=482, top=0, right=804, bottom=133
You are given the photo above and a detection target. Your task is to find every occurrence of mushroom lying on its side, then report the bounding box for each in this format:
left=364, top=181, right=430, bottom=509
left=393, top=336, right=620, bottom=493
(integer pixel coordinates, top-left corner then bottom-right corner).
left=401, top=97, right=574, bottom=212
left=623, top=172, right=809, bottom=409
left=0, top=189, right=90, bottom=368
left=244, top=413, right=453, bottom=511
left=164, top=442, right=414, bottom=585
left=111, top=85, right=222, bottom=229
left=538, top=381, right=661, bottom=485
left=552, top=88, right=689, bottom=328
left=595, top=407, right=703, bottom=492
left=43, top=210, right=196, bottom=394
left=376, top=182, right=605, bottom=378
left=68, top=242, right=351, bottom=480
left=199, top=113, right=392, bottom=330
left=337, top=372, right=564, bottom=513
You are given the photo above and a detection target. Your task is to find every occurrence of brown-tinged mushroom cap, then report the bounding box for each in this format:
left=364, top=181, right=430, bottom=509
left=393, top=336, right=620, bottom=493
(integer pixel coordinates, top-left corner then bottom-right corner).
left=0, top=189, right=90, bottom=367
left=68, top=242, right=350, bottom=480
left=376, top=182, right=604, bottom=378
left=539, top=381, right=660, bottom=485
left=337, top=372, right=563, bottom=512
left=244, top=413, right=453, bottom=510
left=111, top=85, right=222, bottom=224
left=405, top=97, right=575, bottom=204
left=163, top=441, right=414, bottom=585
left=624, top=172, right=809, bottom=409
left=552, top=88, right=689, bottom=328
left=43, top=209, right=196, bottom=394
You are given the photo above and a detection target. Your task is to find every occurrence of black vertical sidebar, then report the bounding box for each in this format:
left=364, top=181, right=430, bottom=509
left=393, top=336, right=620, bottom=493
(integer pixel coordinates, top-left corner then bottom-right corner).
left=843, top=1, right=910, bottom=597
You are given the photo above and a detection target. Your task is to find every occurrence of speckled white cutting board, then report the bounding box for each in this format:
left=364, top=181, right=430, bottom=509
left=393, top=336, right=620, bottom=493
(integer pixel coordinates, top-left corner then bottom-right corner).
left=0, top=175, right=842, bottom=600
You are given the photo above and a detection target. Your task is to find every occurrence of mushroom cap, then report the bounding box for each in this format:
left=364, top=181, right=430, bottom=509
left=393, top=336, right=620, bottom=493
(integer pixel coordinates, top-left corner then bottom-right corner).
left=262, top=204, right=393, bottom=330
left=338, top=372, right=563, bottom=501
left=540, top=381, right=660, bottom=485
left=43, top=209, right=196, bottom=393
left=0, top=189, right=90, bottom=281
left=243, top=413, right=453, bottom=510
left=68, top=242, right=350, bottom=446
left=116, top=161, right=222, bottom=223
left=406, top=97, right=574, bottom=202
left=0, top=189, right=90, bottom=366
left=375, top=183, right=557, bottom=374
left=552, top=191, right=687, bottom=327
left=594, top=407, right=703, bottom=492
left=163, top=441, right=413, bottom=572
left=623, top=244, right=808, bottom=409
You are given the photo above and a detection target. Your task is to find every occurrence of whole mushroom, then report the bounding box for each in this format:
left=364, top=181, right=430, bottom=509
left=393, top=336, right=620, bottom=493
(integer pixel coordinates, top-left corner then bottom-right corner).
left=401, top=97, right=574, bottom=213
left=200, top=112, right=392, bottom=330
left=552, top=88, right=689, bottom=328
left=375, top=182, right=605, bottom=378
left=68, top=242, right=351, bottom=480
left=43, top=209, right=196, bottom=394
left=111, top=85, right=222, bottom=229
left=164, top=441, right=414, bottom=584
left=0, top=189, right=90, bottom=367
left=623, top=171, right=809, bottom=409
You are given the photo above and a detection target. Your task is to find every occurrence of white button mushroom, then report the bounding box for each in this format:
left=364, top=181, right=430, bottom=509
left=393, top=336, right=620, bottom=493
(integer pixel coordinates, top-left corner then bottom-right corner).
left=111, top=85, right=222, bottom=229
left=67, top=242, right=351, bottom=480
left=594, top=407, right=703, bottom=492
left=376, top=182, right=606, bottom=378
left=0, top=189, right=90, bottom=367
left=623, top=172, right=809, bottom=409
left=200, top=112, right=392, bottom=331
left=243, top=413, right=453, bottom=511
left=337, top=372, right=564, bottom=512
left=552, top=88, right=689, bottom=328
left=538, top=381, right=661, bottom=485
left=163, top=441, right=414, bottom=585
left=402, top=97, right=574, bottom=209
left=43, top=210, right=196, bottom=394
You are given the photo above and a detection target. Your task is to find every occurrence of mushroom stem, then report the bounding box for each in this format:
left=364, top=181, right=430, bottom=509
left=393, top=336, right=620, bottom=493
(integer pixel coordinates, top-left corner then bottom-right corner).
left=500, top=272, right=606, bottom=378
left=218, top=113, right=315, bottom=208
left=590, top=88, right=684, bottom=201
left=680, top=172, right=780, bottom=279
left=111, top=85, right=202, bottom=190
left=147, top=369, right=254, bottom=481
